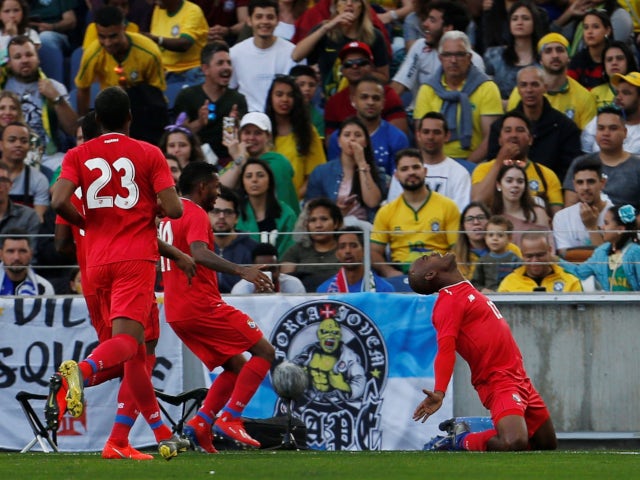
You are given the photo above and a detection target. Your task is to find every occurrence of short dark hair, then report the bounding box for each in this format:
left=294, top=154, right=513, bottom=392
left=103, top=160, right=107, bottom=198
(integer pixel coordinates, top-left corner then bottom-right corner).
left=427, top=0, right=471, bottom=31
left=2, top=121, right=29, bottom=140
left=252, top=242, right=278, bottom=261
left=80, top=111, right=100, bottom=141
left=353, top=74, right=384, bottom=90
left=338, top=226, right=364, bottom=246
left=597, top=104, right=625, bottom=121
left=94, top=86, right=130, bottom=132
left=394, top=147, right=422, bottom=166
left=179, top=161, right=218, bottom=195
left=501, top=109, right=533, bottom=132
left=0, top=227, right=31, bottom=248
left=572, top=155, right=603, bottom=178
left=305, top=197, right=343, bottom=227
left=94, top=6, right=125, bottom=27
left=486, top=214, right=514, bottom=232
left=419, top=111, right=449, bottom=133
left=217, top=184, right=240, bottom=214
left=201, top=41, right=229, bottom=65
left=249, top=0, right=278, bottom=16
left=7, top=34, right=35, bottom=51
left=289, top=64, right=317, bottom=79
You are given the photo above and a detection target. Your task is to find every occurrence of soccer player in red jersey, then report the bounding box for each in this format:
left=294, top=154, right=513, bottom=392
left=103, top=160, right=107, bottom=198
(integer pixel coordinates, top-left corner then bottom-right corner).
left=50, top=86, right=190, bottom=460
left=158, top=161, right=276, bottom=452
left=408, top=253, right=558, bottom=451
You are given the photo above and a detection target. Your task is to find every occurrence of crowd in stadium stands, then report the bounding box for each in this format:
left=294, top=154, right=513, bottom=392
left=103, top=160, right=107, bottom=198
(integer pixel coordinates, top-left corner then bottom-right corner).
left=3, top=0, right=640, bottom=295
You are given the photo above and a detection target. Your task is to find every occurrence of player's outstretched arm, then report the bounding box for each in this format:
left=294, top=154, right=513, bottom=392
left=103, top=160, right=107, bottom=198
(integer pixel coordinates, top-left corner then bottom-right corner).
left=413, top=389, right=444, bottom=423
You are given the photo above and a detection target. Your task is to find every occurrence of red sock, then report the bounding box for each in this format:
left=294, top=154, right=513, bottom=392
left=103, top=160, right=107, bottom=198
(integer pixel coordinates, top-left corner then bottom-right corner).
left=79, top=334, right=138, bottom=379
left=221, top=357, right=270, bottom=418
left=145, top=353, right=156, bottom=376
left=462, top=429, right=497, bottom=451
left=85, top=364, right=124, bottom=387
left=107, top=378, right=140, bottom=447
left=200, top=370, right=238, bottom=421
left=123, top=343, right=172, bottom=442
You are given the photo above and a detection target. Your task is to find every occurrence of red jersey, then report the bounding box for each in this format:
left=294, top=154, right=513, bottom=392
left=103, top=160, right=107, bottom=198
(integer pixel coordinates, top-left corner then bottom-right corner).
left=433, top=280, right=528, bottom=390
left=59, top=133, right=174, bottom=268
left=158, top=198, right=223, bottom=322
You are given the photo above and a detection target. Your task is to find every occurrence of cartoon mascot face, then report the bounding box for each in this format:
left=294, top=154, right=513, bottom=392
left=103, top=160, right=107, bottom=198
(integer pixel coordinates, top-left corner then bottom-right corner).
left=317, top=318, right=341, bottom=354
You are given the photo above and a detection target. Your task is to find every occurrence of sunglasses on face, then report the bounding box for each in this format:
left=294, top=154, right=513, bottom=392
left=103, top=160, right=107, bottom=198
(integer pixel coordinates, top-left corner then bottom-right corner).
left=342, top=58, right=370, bottom=69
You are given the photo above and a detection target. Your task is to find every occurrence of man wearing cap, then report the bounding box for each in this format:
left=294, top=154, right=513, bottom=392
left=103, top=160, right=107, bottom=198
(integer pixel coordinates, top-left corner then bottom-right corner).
left=323, top=41, right=408, bottom=138
left=229, top=0, right=300, bottom=111
left=507, top=33, right=596, bottom=130
left=486, top=66, right=582, bottom=183
left=219, top=111, right=299, bottom=214
left=413, top=30, right=503, bottom=172
left=581, top=72, right=640, bottom=154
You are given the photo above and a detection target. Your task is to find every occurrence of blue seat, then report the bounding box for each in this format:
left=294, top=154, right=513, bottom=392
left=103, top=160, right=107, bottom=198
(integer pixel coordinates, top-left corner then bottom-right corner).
left=38, top=42, right=65, bottom=85
left=67, top=83, right=101, bottom=112
left=68, top=46, right=83, bottom=87
left=165, top=82, right=187, bottom=115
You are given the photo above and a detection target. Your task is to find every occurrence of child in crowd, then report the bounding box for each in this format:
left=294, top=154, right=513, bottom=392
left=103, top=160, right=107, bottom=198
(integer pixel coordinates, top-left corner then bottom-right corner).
left=471, top=215, right=522, bottom=292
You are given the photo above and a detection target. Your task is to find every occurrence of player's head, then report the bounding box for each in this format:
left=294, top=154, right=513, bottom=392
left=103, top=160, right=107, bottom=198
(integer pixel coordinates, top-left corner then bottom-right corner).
left=94, top=86, right=131, bottom=132
left=80, top=111, right=100, bottom=142
left=408, top=252, right=459, bottom=294
left=179, top=161, right=219, bottom=211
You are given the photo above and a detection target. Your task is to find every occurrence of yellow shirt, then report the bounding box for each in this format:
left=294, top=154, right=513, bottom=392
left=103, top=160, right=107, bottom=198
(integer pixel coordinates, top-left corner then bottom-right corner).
left=274, top=129, right=326, bottom=196
left=413, top=78, right=503, bottom=159
left=507, top=77, right=596, bottom=130
left=150, top=0, right=209, bottom=73
left=82, top=21, right=139, bottom=49
left=75, top=33, right=166, bottom=91
left=498, top=264, right=583, bottom=292
left=471, top=159, right=564, bottom=208
left=371, top=191, right=460, bottom=272
left=590, top=82, right=616, bottom=108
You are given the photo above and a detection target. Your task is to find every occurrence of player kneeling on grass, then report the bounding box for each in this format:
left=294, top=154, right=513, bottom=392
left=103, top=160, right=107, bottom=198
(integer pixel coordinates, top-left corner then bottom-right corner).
left=408, top=252, right=558, bottom=451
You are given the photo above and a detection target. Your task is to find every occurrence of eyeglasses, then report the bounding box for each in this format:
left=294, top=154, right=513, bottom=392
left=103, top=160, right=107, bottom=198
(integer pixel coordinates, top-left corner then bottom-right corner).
left=463, top=214, right=488, bottom=224
left=211, top=208, right=236, bottom=217
left=439, top=51, right=470, bottom=59
left=114, top=65, right=126, bottom=86
left=342, top=58, right=370, bottom=69
left=208, top=103, right=216, bottom=121
left=502, top=159, right=527, bottom=167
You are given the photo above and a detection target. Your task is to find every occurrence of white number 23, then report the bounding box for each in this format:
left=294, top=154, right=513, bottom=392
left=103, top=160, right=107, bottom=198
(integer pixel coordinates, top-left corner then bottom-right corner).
left=85, top=157, right=139, bottom=210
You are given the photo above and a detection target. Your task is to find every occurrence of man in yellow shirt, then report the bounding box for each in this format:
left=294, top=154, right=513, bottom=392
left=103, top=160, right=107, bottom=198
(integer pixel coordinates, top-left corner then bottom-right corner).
left=371, top=148, right=460, bottom=276
left=82, top=0, right=139, bottom=49
left=507, top=33, right=596, bottom=130
left=413, top=30, right=503, bottom=172
left=75, top=6, right=165, bottom=115
left=498, top=232, right=582, bottom=292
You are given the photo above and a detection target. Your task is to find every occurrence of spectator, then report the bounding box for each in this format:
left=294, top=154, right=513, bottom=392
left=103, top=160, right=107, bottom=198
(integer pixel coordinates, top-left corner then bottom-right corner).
left=413, top=30, right=503, bottom=172
left=265, top=74, right=326, bottom=199
left=195, top=0, right=247, bottom=45
left=391, top=0, right=484, bottom=112
left=235, top=157, right=297, bottom=257
left=498, top=231, right=582, bottom=292
left=453, top=200, right=522, bottom=280
left=1, top=35, right=78, bottom=173
left=307, top=116, right=385, bottom=223
left=289, top=64, right=325, bottom=139
left=3, top=122, right=50, bottom=221
left=507, top=33, right=596, bottom=130
left=588, top=41, right=638, bottom=108
left=0, top=160, right=40, bottom=237
left=371, top=148, right=460, bottom=277
left=291, top=0, right=390, bottom=97
left=327, top=75, right=408, bottom=177
left=387, top=112, right=470, bottom=211
left=281, top=196, right=343, bottom=291
left=0, top=0, right=40, bottom=63
left=325, top=41, right=408, bottom=137
left=553, top=156, right=611, bottom=257
left=317, top=225, right=394, bottom=292
left=157, top=114, right=205, bottom=168
left=210, top=185, right=258, bottom=293
left=483, top=0, right=546, bottom=103
left=0, top=90, right=25, bottom=136
left=230, top=0, right=299, bottom=112
left=28, top=0, right=76, bottom=54
left=470, top=214, right=521, bottom=292
left=564, top=105, right=640, bottom=209
left=82, top=0, right=139, bottom=49
left=582, top=72, right=640, bottom=155
left=487, top=66, right=582, bottom=183
left=220, top=111, right=299, bottom=214
left=566, top=9, right=610, bottom=90
left=231, top=242, right=305, bottom=293
left=473, top=110, right=563, bottom=215
left=75, top=5, right=165, bottom=116
left=273, top=0, right=308, bottom=41
left=165, top=153, right=182, bottom=187
left=561, top=204, right=640, bottom=291
left=490, top=163, right=551, bottom=248
left=145, top=0, right=208, bottom=85
left=68, top=266, right=81, bottom=294
left=0, top=227, right=53, bottom=294
left=173, top=41, right=248, bottom=167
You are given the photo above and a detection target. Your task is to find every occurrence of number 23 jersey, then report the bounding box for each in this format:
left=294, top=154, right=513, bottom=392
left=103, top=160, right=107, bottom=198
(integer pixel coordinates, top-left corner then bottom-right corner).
left=59, top=133, right=175, bottom=267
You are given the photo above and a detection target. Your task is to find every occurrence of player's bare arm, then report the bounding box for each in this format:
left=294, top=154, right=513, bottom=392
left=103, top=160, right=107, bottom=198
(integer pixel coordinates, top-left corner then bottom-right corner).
left=158, top=239, right=196, bottom=283
left=51, top=178, right=86, bottom=229
left=157, top=186, right=183, bottom=219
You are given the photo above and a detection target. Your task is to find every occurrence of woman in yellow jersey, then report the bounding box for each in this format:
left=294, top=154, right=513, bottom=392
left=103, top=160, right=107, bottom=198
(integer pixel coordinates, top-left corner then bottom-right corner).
left=589, top=40, right=638, bottom=107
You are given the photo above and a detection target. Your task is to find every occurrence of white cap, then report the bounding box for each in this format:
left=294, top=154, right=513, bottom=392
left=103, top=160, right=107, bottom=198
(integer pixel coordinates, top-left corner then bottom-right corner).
left=239, top=112, right=272, bottom=133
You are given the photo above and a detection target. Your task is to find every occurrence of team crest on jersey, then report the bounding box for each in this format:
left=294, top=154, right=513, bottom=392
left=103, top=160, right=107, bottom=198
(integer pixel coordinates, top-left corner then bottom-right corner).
left=130, top=70, right=139, bottom=81
left=553, top=281, right=565, bottom=292
left=431, top=221, right=441, bottom=232
left=512, top=393, right=522, bottom=403
left=171, top=25, right=180, bottom=37
left=565, top=109, right=575, bottom=120
left=270, top=300, right=388, bottom=450
left=529, top=180, right=540, bottom=192
left=247, top=319, right=257, bottom=329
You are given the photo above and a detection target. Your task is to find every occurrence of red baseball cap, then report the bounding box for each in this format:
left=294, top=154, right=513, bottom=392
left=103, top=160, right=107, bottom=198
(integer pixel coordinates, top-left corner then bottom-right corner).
left=338, top=41, right=374, bottom=62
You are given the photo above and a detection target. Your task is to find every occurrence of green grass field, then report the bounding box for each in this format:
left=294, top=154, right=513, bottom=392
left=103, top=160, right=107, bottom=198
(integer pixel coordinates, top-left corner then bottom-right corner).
left=1, top=450, right=639, bottom=480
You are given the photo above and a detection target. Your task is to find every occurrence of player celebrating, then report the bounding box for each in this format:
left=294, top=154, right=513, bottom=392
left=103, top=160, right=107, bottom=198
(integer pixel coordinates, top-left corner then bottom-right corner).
left=158, top=161, right=275, bottom=452
left=408, top=253, right=557, bottom=451
left=50, top=86, right=190, bottom=460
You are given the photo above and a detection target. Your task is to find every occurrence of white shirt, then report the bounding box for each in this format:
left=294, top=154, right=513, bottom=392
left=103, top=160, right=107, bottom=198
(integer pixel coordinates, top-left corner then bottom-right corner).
left=552, top=194, right=613, bottom=252
left=231, top=273, right=306, bottom=294
left=581, top=117, right=640, bottom=154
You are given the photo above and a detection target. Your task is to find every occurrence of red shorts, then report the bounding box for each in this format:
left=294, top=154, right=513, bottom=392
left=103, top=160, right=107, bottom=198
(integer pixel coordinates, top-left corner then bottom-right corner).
left=86, top=260, right=156, bottom=328
left=169, top=302, right=263, bottom=371
left=481, top=378, right=551, bottom=438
